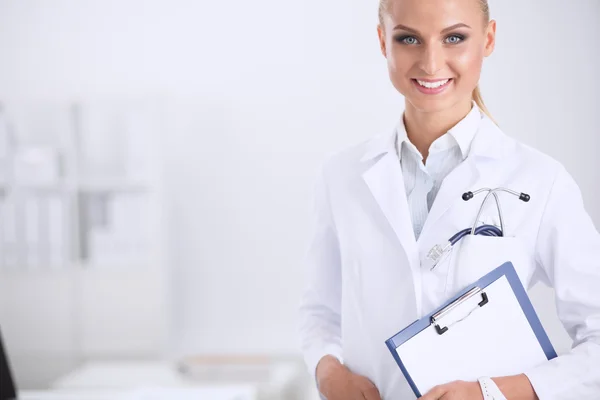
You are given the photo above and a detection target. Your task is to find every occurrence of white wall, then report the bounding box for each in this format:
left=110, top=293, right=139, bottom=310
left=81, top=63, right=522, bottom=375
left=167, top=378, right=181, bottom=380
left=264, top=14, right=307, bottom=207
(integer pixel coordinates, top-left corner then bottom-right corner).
left=0, top=0, right=598, bottom=377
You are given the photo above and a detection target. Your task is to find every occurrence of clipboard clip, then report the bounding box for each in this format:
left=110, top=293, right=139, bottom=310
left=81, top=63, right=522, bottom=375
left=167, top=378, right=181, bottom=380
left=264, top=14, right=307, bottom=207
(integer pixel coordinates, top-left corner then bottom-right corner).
left=431, top=287, right=489, bottom=335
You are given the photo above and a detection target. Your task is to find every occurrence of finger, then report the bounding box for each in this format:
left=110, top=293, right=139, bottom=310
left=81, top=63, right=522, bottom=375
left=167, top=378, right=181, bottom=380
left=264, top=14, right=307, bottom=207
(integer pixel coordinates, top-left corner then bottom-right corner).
left=354, top=376, right=381, bottom=400
left=420, top=384, right=447, bottom=400
left=438, top=392, right=453, bottom=400
left=362, top=384, right=382, bottom=400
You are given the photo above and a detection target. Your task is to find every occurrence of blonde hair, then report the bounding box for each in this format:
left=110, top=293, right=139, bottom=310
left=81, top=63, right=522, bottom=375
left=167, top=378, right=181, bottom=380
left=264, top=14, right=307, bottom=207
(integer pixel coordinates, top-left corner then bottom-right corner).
left=378, top=0, right=497, bottom=125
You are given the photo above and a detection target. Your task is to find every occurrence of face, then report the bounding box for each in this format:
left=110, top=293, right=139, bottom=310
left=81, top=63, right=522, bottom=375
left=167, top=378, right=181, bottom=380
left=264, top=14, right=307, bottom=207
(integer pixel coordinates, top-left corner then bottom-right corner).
left=377, top=0, right=496, bottom=113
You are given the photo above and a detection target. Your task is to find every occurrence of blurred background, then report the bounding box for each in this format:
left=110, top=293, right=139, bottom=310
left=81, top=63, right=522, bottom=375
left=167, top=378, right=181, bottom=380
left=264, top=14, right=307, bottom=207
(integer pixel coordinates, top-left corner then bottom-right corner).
left=0, top=0, right=598, bottom=399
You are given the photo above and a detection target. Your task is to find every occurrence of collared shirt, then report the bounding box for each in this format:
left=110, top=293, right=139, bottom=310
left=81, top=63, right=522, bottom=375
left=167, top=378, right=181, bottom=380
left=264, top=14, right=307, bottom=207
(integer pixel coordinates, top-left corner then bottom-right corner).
left=395, top=101, right=483, bottom=240
left=395, top=101, right=484, bottom=316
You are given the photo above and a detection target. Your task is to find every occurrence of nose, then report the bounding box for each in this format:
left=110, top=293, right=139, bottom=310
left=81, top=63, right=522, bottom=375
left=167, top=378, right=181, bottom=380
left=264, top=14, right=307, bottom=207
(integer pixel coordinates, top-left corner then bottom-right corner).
left=419, top=44, right=444, bottom=76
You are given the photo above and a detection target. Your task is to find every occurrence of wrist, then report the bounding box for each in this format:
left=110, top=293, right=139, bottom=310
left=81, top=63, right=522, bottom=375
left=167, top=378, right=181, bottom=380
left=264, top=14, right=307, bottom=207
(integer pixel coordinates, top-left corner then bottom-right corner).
left=492, top=374, right=538, bottom=400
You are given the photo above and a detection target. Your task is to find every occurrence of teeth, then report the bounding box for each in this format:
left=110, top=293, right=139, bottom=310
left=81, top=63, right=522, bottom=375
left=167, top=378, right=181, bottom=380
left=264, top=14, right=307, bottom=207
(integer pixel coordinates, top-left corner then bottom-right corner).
left=416, top=79, right=450, bottom=88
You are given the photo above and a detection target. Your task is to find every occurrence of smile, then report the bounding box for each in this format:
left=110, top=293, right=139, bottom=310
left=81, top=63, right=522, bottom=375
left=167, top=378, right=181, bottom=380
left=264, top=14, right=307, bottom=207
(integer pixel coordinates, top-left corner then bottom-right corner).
left=412, top=78, right=453, bottom=94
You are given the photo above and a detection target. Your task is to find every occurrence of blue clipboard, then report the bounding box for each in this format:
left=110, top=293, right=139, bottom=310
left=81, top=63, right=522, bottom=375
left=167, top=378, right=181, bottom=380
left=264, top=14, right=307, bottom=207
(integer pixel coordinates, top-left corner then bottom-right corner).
left=385, top=262, right=557, bottom=398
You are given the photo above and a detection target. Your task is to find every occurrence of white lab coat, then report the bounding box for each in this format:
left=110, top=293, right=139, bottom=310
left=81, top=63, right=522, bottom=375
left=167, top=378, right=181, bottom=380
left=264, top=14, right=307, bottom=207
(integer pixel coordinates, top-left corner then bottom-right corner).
left=298, top=114, right=600, bottom=399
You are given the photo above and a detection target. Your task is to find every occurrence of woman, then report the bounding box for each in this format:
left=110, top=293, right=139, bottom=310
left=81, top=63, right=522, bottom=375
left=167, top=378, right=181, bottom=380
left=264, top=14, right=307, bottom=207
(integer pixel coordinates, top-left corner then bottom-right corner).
left=298, top=0, right=600, bottom=399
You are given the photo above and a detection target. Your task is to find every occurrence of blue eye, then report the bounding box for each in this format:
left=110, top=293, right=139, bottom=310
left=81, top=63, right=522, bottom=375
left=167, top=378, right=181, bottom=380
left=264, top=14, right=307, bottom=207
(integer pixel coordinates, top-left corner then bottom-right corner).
left=395, top=35, right=419, bottom=45
left=445, top=34, right=465, bottom=44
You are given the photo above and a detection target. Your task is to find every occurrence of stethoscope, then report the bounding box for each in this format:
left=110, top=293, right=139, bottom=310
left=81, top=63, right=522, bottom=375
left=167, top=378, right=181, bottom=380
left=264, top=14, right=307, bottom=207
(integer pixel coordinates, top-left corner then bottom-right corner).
left=426, top=188, right=531, bottom=270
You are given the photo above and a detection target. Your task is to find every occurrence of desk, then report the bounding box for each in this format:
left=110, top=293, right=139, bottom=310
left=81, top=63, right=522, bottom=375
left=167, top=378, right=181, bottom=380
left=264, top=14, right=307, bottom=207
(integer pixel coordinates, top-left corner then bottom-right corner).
left=19, top=391, right=123, bottom=400
left=51, top=361, right=195, bottom=389
left=41, top=361, right=259, bottom=399
left=20, top=387, right=257, bottom=400
left=50, top=360, right=305, bottom=400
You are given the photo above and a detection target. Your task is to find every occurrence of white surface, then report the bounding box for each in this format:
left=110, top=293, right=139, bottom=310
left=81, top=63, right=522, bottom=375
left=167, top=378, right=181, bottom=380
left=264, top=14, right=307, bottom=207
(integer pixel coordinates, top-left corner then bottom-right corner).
left=20, top=387, right=257, bottom=400
left=125, top=387, right=257, bottom=400
left=396, top=276, right=548, bottom=395
left=20, top=390, right=125, bottom=400
left=52, top=361, right=197, bottom=389
left=49, top=360, right=309, bottom=400
left=48, top=361, right=259, bottom=399
left=0, top=0, right=598, bottom=363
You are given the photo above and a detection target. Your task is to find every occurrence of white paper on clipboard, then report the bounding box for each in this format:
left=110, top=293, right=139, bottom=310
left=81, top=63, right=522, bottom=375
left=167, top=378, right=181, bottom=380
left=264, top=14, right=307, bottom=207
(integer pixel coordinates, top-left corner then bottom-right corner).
left=386, top=263, right=556, bottom=397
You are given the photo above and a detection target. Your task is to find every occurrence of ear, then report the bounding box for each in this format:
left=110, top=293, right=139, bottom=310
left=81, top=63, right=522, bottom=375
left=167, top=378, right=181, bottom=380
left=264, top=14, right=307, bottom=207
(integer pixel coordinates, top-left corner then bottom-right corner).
left=377, top=24, right=387, bottom=57
left=483, top=19, right=496, bottom=57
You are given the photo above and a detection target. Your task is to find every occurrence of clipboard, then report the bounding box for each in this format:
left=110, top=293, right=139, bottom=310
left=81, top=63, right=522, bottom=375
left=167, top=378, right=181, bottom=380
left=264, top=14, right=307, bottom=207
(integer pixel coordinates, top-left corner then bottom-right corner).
left=385, top=262, right=557, bottom=397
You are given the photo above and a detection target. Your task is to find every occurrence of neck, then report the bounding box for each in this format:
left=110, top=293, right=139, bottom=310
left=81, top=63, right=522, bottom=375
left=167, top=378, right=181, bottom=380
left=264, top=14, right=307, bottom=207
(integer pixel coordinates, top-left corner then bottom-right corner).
left=403, top=99, right=473, bottom=162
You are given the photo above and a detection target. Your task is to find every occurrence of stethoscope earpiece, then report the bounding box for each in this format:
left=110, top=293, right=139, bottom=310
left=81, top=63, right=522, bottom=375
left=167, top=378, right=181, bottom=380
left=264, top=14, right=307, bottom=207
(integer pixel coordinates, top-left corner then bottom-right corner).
left=462, top=191, right=474, bottom=201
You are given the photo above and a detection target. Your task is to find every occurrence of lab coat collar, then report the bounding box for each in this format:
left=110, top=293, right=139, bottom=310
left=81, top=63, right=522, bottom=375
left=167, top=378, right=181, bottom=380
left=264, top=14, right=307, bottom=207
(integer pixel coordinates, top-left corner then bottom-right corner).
left=360, top=108, right=506, bottom=163
left=395, top=100, right=481, bottom=162
left=448, top=100, right=481, bottom=160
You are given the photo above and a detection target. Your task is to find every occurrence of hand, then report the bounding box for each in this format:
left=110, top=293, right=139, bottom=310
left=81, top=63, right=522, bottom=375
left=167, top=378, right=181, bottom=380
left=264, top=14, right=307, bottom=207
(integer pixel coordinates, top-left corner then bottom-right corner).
left=316, top=355, right=381, bottom=400
left=420, top=380, right=483, bottom=400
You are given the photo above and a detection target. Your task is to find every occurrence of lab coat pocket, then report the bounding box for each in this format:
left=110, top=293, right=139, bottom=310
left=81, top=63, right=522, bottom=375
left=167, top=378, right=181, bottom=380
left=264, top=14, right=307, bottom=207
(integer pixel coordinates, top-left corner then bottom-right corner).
left=449, top=235, right=531, bottom=296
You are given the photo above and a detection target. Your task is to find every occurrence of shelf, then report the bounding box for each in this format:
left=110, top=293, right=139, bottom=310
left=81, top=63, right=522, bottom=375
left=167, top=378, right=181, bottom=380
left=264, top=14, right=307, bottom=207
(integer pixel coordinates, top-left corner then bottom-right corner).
left=77, top=178, right=152, bottom=193
left=0, top=180, right=152, bottom=193
left=0, top=265, right=81, bottom=275
left=78, top=262, right=158, bottom=270
left=0, top=180, right=67, bottom=192
left=10, top=183, right=68, bottom=193
left=0, top=100, right=167, bottom=361
left=0, top=262, right=162, bottom=275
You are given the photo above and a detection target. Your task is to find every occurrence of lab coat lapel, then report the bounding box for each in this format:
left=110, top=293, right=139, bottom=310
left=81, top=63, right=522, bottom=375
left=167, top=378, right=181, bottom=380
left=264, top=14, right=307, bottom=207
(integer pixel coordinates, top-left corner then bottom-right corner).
left=362, top=153, right=418, bottom=257
left=361, top=130, right=419, bottom=269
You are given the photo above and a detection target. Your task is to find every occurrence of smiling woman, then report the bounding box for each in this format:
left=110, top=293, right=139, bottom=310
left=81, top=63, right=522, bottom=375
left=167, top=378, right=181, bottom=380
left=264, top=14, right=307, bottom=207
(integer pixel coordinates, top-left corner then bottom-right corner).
left=298, top=0, right=600, bottom=399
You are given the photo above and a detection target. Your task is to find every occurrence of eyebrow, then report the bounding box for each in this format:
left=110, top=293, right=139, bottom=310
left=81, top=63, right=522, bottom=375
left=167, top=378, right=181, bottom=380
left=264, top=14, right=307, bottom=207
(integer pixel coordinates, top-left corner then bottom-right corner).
left=392, top=23, right=472, bottom=35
